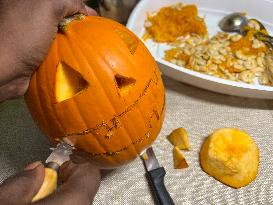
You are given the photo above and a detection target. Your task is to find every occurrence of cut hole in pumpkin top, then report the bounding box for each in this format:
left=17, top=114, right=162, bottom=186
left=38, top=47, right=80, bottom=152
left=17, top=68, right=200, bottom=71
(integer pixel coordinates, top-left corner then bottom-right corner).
left=115, top=74, right=136, bottom=96
left=55, top=62, right=89, bottom=103
left=115, top=29, right=139, bottom=54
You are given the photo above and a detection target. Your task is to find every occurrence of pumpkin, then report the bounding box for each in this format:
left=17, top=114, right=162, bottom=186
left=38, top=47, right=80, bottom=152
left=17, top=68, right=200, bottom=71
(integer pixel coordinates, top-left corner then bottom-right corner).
left=25, top=15, right=165, bottom=168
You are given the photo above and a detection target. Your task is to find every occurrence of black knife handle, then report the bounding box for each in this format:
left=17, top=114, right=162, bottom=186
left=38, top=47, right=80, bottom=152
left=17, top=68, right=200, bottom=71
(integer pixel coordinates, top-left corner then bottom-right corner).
left=146, top=167, right=175, bottom=205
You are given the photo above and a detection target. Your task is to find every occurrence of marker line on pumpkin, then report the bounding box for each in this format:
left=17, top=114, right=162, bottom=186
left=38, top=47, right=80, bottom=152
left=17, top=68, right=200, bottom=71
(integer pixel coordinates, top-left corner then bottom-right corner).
left=70, top=96, right=165, bottom=158
left=87, top=103, right=165, bottom=157
left=63, top=70, right=160, bottom=139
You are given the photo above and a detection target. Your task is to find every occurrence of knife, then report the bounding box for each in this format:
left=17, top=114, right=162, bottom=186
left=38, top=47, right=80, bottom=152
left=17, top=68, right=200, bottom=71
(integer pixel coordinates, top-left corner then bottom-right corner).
left=141, top=147, right=175, bottom=205
left=31, top=141, right=73, bottom=202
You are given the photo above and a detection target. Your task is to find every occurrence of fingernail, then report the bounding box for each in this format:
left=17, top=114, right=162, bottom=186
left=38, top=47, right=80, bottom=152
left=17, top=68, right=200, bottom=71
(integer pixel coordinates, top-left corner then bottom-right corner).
left=24, top=161, right=42, bottom=171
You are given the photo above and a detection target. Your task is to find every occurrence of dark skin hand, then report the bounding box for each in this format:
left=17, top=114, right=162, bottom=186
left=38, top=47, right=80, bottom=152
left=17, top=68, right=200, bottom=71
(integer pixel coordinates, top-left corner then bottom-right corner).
left=0, top=161, right=101, bottom=205
left=0, top=0, right=96, bottom=101
left=0, top=0, right=101, bottom=204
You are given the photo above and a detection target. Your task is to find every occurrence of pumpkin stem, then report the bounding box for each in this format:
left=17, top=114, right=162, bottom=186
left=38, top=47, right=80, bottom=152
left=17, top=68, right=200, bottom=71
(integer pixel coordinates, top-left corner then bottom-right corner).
left=59, top=14, right=85, bottom=33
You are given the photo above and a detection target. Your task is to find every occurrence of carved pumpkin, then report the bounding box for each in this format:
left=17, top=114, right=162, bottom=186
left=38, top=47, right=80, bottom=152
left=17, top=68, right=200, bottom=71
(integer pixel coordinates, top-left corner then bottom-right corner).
left=25, top=16, right=165, bottom=168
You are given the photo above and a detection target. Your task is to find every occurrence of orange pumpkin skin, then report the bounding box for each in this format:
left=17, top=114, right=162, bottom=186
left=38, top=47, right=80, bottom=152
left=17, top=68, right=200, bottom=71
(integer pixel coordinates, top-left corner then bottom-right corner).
left=25, top=16, right=165, bottom=169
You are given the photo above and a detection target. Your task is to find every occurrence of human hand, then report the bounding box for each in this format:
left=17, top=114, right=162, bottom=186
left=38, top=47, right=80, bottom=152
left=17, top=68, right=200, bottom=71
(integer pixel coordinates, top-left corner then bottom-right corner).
left=0, top=161, right=101, bottom=205
left=0, top=0, right=97, bottom=101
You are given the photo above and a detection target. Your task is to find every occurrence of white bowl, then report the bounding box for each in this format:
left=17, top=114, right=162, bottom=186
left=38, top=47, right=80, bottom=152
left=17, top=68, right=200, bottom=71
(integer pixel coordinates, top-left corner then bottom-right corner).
left=127, top=0, right=273, bottom=99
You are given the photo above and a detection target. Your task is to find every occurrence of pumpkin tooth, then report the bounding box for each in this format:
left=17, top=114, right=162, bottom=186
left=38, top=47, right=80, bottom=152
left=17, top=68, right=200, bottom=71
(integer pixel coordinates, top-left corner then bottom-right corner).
left=167, top=127, right=191, bottom=150
left=173, top=146, right=189, bottom=169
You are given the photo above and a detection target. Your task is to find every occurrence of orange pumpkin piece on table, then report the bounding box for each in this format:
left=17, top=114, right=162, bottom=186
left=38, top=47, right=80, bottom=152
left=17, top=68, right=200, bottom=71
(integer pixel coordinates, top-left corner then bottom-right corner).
left=173, top=146, right=189, bottom=169
left=25, top=15, right=166, bottom=169
left=200, top=128, right=259, bottom=188
left=167, top=127, right=191, bottom=150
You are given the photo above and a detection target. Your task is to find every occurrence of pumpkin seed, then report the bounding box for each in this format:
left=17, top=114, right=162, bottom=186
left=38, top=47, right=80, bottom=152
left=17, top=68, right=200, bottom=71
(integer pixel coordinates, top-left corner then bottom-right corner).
left=231, top=34, right=242, bottom=42
left=164, top=32, right=270, bottom=86
left=248, top=19, right=261, bottom=31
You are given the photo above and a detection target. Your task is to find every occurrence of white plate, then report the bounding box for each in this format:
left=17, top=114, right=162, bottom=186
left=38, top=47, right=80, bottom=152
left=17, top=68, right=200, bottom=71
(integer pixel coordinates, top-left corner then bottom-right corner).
left=127, top=0, right=273, bottom=99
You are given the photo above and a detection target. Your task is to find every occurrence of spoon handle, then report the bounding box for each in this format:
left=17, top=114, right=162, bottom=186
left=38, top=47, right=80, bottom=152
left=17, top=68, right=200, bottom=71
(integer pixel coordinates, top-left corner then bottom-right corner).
left=248, top=18, right=273, bottom=50
left=249, top=18, right=268, bottom=32
left=255, top=32, right=273, bottom=50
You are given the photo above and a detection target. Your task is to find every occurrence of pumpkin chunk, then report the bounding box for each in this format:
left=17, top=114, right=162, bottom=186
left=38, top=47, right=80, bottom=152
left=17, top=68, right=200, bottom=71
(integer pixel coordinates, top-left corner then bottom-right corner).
left=55, top=62, right=88, bottom=102
left=200, top=128, right=259, bottom=188
left=115, top=29, right=139, bottom=54
left=115, top=74, right=136, bottom=95
left=167, top=127, right=191, bottom=150
left=173, top=146, right=189, bottom=169
left=144, top=4, right=207, bottom=42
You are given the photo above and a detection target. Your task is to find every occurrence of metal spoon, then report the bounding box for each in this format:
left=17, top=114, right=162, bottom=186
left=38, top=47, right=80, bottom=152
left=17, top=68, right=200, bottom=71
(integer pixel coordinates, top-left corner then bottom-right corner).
left=219, top=12, right=273, bottom=49
left=219, top=12, right=248, bottom=34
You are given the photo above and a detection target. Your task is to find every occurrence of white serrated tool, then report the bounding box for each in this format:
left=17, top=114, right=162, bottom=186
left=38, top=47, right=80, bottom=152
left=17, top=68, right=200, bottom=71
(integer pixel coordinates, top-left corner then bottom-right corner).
left=31, top=141, right=73, bottom=202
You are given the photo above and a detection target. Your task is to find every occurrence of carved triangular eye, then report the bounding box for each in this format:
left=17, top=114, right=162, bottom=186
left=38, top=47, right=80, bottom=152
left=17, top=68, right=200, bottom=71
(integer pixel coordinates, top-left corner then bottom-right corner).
left=115, top=74, right=136, bottom=96
left=55, top=62, right=88, bottom=103
left=115, top=29, right=138, bottom=54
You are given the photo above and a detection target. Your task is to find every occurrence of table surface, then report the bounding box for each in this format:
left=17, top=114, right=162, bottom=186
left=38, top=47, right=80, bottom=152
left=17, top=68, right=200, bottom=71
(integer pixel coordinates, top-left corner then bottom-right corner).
left=1, top=76, right=273, bottom=205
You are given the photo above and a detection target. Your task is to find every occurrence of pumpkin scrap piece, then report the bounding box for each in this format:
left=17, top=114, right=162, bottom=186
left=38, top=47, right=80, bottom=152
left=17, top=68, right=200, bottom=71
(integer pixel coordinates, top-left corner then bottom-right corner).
left=230, top=31, right=267, bottom=56
left=167, top=127, right=191, bottom=150
left=173, top=146, right=189, bottom=169
left=200, top=128, right=259, bottom=188
left=144, top=4, right=208, bottom=42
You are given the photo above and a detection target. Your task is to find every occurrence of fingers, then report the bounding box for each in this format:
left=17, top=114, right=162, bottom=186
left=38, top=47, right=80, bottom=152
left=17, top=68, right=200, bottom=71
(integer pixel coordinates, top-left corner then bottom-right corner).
left=52, top=0, right=97, bottom=20
left=71, top=153, right=113, bottom=177
left=0, top=162, right=45, bottom=205
left=84, top=5, right=98, bottom=16
left=62, top=0, right=88, bottom=16
left=0, top=75, right=31, bottom=102
left=34, top=161, right=101, bottom=205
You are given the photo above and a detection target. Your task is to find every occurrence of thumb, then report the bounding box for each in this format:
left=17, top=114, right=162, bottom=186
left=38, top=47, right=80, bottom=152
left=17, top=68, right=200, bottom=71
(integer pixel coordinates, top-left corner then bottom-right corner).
left=0, top=162, right=45, bottom=205
left=54, top=0, right=94, bottom=19
left=35, top=161, right=101, bottom=205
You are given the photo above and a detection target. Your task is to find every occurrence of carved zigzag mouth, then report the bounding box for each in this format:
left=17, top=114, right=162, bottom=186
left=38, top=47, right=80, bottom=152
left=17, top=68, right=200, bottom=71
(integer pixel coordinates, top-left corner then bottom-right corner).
left=75, top=95, right=165, bottom=158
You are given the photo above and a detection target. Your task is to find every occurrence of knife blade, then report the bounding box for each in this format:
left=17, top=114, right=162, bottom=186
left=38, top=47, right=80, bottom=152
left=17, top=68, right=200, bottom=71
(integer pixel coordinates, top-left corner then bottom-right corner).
left=32, top=141, right=73, bottom=202
left=141, top=147, right=175, bottom=205
left=46, top=141, right=73, bottom=166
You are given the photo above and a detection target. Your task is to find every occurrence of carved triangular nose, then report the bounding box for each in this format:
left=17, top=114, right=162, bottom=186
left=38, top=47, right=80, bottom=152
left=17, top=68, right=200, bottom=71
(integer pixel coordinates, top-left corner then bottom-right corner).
left=115, top=74, right=136, bottom=95
left=55, top=62, right=89, bottom=102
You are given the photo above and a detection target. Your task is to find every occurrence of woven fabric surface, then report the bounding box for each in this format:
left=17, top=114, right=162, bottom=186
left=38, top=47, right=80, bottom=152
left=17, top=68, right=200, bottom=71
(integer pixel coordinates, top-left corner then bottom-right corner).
left=0, top=76, right=272, bottom=205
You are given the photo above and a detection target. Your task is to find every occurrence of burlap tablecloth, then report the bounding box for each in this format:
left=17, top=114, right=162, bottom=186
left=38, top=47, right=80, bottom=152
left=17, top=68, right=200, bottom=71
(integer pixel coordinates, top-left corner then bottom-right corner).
left=1, top=76, right=273, bottom=204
